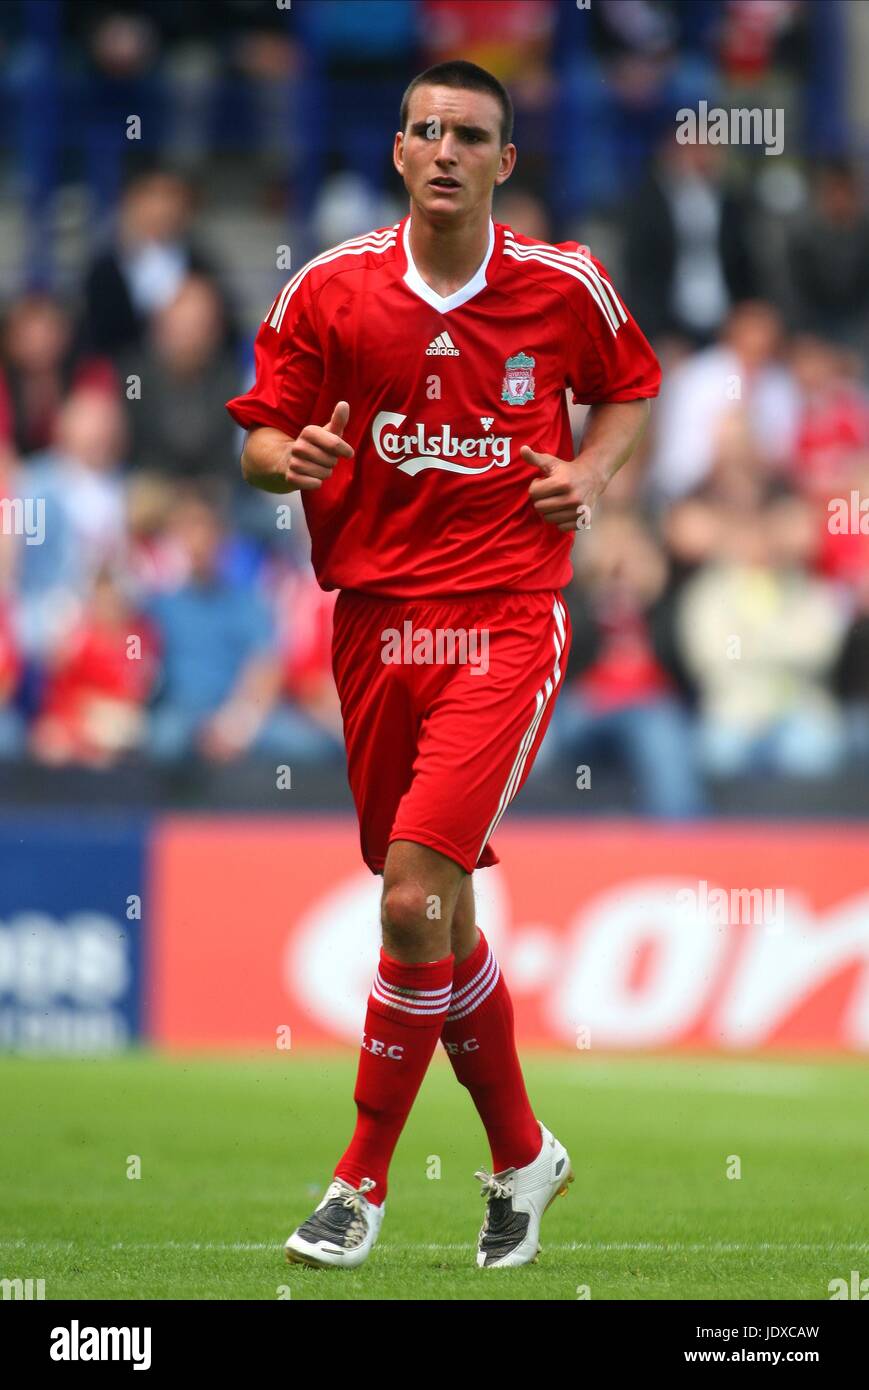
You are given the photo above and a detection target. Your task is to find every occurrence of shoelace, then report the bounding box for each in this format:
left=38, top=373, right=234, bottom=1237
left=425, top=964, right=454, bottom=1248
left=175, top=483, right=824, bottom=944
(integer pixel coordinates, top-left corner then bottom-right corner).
left=475, top=1168, right=514, bottom=1201
left=338, top=1176, right=376, bottom=1208
left=332, top=1177, right=377, bottom=1245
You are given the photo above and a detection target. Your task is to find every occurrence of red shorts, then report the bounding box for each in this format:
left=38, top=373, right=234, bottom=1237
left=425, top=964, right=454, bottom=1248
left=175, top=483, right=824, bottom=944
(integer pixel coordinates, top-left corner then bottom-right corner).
left=331, top=588, right=571, bottom=874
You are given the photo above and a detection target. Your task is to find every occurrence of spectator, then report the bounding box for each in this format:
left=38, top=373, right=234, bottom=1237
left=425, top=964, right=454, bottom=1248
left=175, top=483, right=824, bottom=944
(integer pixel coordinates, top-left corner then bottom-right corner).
left=789, top=335, right=869, bottom=501
left=14, top=390, right=128, bottom=659
left=123, top=275, right=239, bottom=484
left=786, top=158, right=869, bottom=356
left=64, top=0, right=301, bottom=178
left=677, top=491, right=847, bottom=777
left=700, top=403, right=775, bottom=515
left=534, top=507, right=706, bottom=817
left=124, top=472, right=189, bottom=595
left=0, top=293, right=116, bottom=459
left=648, top=300, right=799, bottom=502
left=145, top=491, right=341, bottom=764
left=30, top=568, right=158, bottom=767
left=654, top=494, right=725, bottom=701
left=82, top=169, right=234, bottom=357
left=555, top=0, right=720, bottom=217
left=624, top=136, right=757, bottom=348
left=718, top=0, right=809, bottom=86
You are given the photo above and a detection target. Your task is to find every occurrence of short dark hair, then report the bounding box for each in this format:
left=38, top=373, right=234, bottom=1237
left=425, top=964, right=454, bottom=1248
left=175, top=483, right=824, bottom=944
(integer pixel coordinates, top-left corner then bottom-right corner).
left=400, top=60, right=514, bottom=147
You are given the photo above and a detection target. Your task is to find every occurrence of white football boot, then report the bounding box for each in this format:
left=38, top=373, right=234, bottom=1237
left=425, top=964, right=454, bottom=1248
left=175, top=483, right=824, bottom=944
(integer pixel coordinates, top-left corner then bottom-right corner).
left=284, top=1176, right=384, bottom=1269
left=475, top=1122, right=573, bottom=1268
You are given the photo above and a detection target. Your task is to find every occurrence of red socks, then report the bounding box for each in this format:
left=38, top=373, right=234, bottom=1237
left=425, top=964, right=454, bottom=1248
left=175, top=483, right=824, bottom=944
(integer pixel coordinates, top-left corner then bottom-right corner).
left=334, top=931, right=539, bottom=1202
left=334, top=948, right=454, bottom=1205
left=440, top=928, right=541, bottom=1174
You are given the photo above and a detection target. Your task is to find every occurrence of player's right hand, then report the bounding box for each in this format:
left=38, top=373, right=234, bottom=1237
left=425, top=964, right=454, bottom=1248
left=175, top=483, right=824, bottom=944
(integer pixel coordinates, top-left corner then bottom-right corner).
left=286, top=401, right=353, bottom=490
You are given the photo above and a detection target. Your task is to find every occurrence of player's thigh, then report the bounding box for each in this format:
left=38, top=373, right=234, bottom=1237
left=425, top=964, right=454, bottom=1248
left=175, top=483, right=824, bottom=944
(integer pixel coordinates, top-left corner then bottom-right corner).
left=392, top=591, right=570, bottom=870
left=332, top=591, right=422, bottom=871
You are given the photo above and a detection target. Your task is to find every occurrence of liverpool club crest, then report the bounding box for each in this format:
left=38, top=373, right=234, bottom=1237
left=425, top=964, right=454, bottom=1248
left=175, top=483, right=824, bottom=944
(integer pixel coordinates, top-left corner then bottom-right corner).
left=501, top=351, right=536, bottom=407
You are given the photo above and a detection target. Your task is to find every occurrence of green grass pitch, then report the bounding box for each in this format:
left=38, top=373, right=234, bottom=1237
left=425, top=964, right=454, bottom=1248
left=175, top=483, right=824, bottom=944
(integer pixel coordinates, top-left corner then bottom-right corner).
left=2, top=1051, right=867, bottom=1301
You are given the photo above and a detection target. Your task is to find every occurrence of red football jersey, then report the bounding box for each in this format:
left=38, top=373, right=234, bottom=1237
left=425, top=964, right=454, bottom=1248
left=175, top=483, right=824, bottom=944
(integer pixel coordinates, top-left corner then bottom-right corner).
left=226, top=215, right=661, bottom=597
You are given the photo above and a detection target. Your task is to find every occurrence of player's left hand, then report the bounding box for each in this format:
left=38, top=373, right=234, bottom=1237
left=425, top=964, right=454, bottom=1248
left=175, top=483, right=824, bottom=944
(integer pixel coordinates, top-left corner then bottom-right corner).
left=521, top=447, right=606, bottom=532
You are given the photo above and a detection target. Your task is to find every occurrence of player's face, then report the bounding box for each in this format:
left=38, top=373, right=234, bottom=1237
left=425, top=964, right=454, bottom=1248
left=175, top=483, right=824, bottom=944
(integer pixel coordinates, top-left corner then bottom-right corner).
left=394, top=85, right=515, bottom=220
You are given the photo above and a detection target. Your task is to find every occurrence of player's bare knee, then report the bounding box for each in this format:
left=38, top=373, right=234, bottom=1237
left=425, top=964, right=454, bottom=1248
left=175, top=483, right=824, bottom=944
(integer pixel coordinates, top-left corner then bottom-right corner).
left=380, top=880, right=431, bottom=938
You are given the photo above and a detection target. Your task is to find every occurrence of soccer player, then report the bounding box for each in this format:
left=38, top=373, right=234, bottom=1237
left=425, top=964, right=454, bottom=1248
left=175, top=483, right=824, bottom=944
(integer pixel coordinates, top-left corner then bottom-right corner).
left=226, top=60, right=661, bottom=1270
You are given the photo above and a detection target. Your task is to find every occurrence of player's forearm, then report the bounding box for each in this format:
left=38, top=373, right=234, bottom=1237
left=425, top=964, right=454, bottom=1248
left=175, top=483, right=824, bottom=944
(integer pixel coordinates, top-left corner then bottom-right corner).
left=574, top=399, right=651, bottom=489
left=240, top=426, right=299, bottom=494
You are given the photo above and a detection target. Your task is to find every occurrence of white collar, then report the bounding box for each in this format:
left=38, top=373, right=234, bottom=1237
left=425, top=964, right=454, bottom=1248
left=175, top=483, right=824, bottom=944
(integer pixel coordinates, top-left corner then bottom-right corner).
left=402, top=215, right=495, bottom=314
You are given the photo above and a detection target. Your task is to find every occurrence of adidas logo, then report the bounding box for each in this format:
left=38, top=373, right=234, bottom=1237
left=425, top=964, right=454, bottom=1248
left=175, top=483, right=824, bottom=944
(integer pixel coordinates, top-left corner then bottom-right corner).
left=425, top=332, right=460, bottom=357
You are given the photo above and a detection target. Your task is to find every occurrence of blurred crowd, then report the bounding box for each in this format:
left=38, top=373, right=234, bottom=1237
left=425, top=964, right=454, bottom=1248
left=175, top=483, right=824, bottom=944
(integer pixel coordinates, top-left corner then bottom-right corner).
left=0, top=169, right=346, bottom=769
left=0, top=0, right=867, bottom=814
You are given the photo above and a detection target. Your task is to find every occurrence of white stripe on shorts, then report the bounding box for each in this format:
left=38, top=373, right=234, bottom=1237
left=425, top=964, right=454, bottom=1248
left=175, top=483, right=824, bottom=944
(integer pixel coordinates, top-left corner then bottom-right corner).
left=476, top=596, right=568, bottom=860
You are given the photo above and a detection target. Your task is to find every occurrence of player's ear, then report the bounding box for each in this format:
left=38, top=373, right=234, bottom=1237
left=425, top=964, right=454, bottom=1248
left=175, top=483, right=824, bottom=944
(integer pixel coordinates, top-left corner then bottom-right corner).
left=393, top=131, right=405, bottom=176
left=495, top=144, right=517, bottom=186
